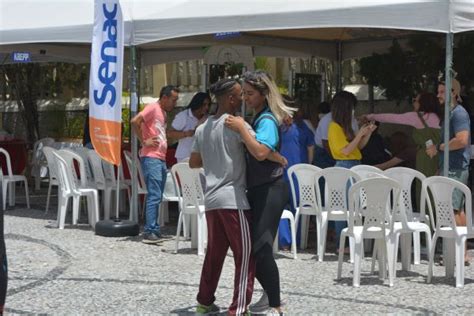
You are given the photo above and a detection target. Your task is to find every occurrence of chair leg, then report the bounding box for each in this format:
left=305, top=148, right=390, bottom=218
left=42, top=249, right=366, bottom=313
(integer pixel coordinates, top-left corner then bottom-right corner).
left=197, top=213, right=206, bottom=256
left=23, top=179, right=30, bottom=209
left=337, top=232, right=347, bottom=280
left=8, top=182, right=16, bottom=206
left=371, top=242, right=378, bottom=274
left=45, top=183, right=52, bottom=213
left=8, top=182, right=14, bottom=207
left=299, top=214, right=309, bottom=250
left=317, top=214, right=328, bottom=262
left=87, top=192, right=100, bottom=229
left=273, top=229, right=279, bottom=254
left=104, top=190, right=111, bottom=220
left=349, top=235, right=355, bottom=264
left=413, top=231, right=421, bottom=265
left=163, top=201, right=169, bottom=223
left=58, top=195, right=69, bottom=229
left=175, top=212, right=183, bottom=254
left=289, top=215, right=297, bottom=260
left=2, top=181, right=8, bottom=211
left=386, top=235, right=397, bottom=287
left=376, top=239, right=386, bottom=280
left=425, top=230, right=433, bottom=283
left=400, top=233, right=412, bottom=271
left=183, top=214, right=190, bottom=239
left=35, top=176, right=41, bottom=191
left=353, top=236, right=363, bottom=287
left=443, top=238, right=456, bottom=278
left=72, top=197, right=80, bottom=225
left=158, top=201, right=166, bottom=227
left=455, top=237, right=466, bottom=288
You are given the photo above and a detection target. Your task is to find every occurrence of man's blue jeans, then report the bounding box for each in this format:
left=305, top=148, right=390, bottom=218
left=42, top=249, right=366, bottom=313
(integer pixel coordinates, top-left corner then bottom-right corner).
left=141, top=157, right=167, bottom=235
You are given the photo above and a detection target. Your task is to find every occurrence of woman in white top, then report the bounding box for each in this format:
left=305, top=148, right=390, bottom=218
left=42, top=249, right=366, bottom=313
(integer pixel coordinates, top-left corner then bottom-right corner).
left=168, top=92, right=210, bottom=162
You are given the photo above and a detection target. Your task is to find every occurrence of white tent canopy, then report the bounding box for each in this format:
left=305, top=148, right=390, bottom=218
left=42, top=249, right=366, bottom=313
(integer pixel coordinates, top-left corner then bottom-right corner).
left=1, top=0, right=474, bottom=46
left=1, top=0, right=473, bottom=214
left=1, top=0, right=474, bottom=64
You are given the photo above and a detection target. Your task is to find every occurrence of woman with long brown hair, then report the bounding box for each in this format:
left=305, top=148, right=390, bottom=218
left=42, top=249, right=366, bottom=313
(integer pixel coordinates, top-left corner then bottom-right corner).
left=225, top=70, right=294, bottom=314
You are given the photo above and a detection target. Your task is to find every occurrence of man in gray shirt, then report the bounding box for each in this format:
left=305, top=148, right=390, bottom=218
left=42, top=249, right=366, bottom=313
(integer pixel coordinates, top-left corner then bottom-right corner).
left=189, top=79, right=255, bottom=315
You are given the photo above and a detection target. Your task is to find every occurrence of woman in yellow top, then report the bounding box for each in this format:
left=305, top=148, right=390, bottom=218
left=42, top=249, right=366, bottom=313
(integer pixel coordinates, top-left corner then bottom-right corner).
left=328, top=91, right=376, bottom=168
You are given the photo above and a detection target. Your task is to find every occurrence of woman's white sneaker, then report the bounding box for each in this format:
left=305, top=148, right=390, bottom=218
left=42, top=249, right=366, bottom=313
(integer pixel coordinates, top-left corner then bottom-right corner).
left=249, top=292, right=269, bottom=313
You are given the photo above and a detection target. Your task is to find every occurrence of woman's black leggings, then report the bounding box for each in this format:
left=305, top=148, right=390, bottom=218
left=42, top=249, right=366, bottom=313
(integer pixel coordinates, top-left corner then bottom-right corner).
left=247, top=177, right=289, bottom=308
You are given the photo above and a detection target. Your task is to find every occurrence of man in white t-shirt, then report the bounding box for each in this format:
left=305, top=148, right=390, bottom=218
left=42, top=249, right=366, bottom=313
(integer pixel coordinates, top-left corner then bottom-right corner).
left=168, top=92, right=210, bottom=162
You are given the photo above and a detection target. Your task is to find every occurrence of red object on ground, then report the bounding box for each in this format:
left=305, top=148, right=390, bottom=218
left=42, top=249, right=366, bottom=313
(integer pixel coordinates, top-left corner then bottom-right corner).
left=0, top=140, right=27, bottom=174
left=166, top=147, right=177, bottom=169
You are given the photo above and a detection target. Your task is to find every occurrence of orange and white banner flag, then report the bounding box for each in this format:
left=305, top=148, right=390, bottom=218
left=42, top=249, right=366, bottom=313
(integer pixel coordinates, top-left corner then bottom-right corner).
left=89, top=0, right=123, bottom=166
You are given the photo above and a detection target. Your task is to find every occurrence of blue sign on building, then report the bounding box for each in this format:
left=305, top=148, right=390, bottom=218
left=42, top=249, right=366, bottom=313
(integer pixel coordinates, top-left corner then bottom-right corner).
left=214, top=32, right=241, bottom=39
left=12, top=52, right=31, bottom=63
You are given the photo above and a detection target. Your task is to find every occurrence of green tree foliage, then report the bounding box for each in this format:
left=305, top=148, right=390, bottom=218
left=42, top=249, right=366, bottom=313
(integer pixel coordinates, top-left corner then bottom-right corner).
left=1, top=62, right=89, bottom=144
left=359, top=34, right=474, bottom=103
left=3, top=63, right=41, bottom=144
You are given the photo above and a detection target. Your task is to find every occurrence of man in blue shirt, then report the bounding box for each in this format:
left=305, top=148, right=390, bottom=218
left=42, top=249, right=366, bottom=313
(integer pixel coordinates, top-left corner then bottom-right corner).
left=427, top=78, right=471, bottom=263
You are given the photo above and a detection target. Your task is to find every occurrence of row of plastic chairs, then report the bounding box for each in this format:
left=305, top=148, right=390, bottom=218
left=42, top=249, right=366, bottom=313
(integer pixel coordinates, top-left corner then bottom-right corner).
left=43, top=148, right=100, bottom=229
left=335, top=173, right=473, bottom=288
left=290, top=164, right=428, bottom=267
left=31, top=137, right=83, bottom=191
left=43, top=146, right=134, bottom=229
left=335, top=174, right=431, bottom=287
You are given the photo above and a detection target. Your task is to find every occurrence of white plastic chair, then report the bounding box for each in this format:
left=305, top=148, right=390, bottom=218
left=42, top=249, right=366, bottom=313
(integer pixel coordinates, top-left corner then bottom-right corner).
left=58, top=149, right=90, bottom=188
left=315, top=167, right=361, bottom=262
left=87, top=150, right=125, bottom=220
left=123, top=150, right=148, bottom=221
left=53, top=152, right=99, bottom=230
left=31, top=137, right=55, bottom=190
left=351, top=165, right=384, bottom=180
left=287, top=164, right=322, bottom=250
left=102, top=158, right=130, bottom=217
left=58, top=149, right=99, bottom=224
left=337, top=177, right=400, bottom=287
left=71, top=147, right=95, bottom=187
left=351, top=165, right=386, bottom=257
left=384, top=167, right=428, bottom=267
left=0, top=147, right=30, bottom=210
left=160, top=172, right=182, bottom=227
left=422, top=176, right=474, bottom=287
left=171, top=163, right=206, bottom=255
left=42, top=146, right=60, bottom=213
left=273, top=209, right=298, bottom=259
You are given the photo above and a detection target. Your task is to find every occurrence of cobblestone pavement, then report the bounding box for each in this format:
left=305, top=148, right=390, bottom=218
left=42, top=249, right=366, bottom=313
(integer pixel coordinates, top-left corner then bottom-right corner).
left=4, top=189, right=474, bottom=314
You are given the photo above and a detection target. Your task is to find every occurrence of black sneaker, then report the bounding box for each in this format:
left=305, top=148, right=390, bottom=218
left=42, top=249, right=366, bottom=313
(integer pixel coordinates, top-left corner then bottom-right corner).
left=142, top=232, right=162, bottom=244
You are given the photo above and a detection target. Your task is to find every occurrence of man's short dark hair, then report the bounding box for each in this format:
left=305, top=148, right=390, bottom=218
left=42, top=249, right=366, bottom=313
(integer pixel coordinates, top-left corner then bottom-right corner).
left=159, top=85, right=179, bottom=98
left=209, top=79, right=238, bottom=98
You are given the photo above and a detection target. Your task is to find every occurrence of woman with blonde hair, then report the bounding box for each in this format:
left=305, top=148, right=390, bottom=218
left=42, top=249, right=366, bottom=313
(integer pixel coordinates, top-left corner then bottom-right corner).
left=225, top=70, right=293, bottom=314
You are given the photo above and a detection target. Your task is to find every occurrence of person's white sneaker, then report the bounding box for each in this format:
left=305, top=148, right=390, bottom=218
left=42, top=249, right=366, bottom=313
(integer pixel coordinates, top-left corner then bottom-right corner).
left=261, top=307, right=283, bottom=316
left=249, top=292, right=269, bottom=313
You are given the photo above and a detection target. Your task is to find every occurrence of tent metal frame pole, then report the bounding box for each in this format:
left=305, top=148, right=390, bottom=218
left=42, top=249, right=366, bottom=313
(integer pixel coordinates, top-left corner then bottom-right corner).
left=130, top=45, right=139, bottom=223
left=336, top=41, right=342, bottom=92
left=443, top=33, right=453, bottom=176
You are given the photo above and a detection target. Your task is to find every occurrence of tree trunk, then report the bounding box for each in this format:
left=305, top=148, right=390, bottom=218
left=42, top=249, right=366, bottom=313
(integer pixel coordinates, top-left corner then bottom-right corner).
left=5, top=64, right=40, bottom=146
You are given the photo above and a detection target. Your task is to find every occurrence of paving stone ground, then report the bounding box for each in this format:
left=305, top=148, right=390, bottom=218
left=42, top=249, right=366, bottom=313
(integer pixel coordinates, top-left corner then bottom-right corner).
left=4, top=188, right=474, bottom=314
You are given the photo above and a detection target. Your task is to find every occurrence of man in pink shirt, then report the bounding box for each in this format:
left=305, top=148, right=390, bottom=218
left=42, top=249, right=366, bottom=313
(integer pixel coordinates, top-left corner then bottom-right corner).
left=131, top=85, right=179, bottom=243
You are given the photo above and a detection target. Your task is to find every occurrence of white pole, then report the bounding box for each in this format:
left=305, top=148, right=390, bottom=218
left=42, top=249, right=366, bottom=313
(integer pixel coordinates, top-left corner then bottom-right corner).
left=443, top=33, right=454, bottom=176
left=320, top=72, right=326, bottom=102
left=201, top=63, right=208, bottom=91
left=115, top=164, right=120, bottom=218
left=130, top=46, right=139, bottom=222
